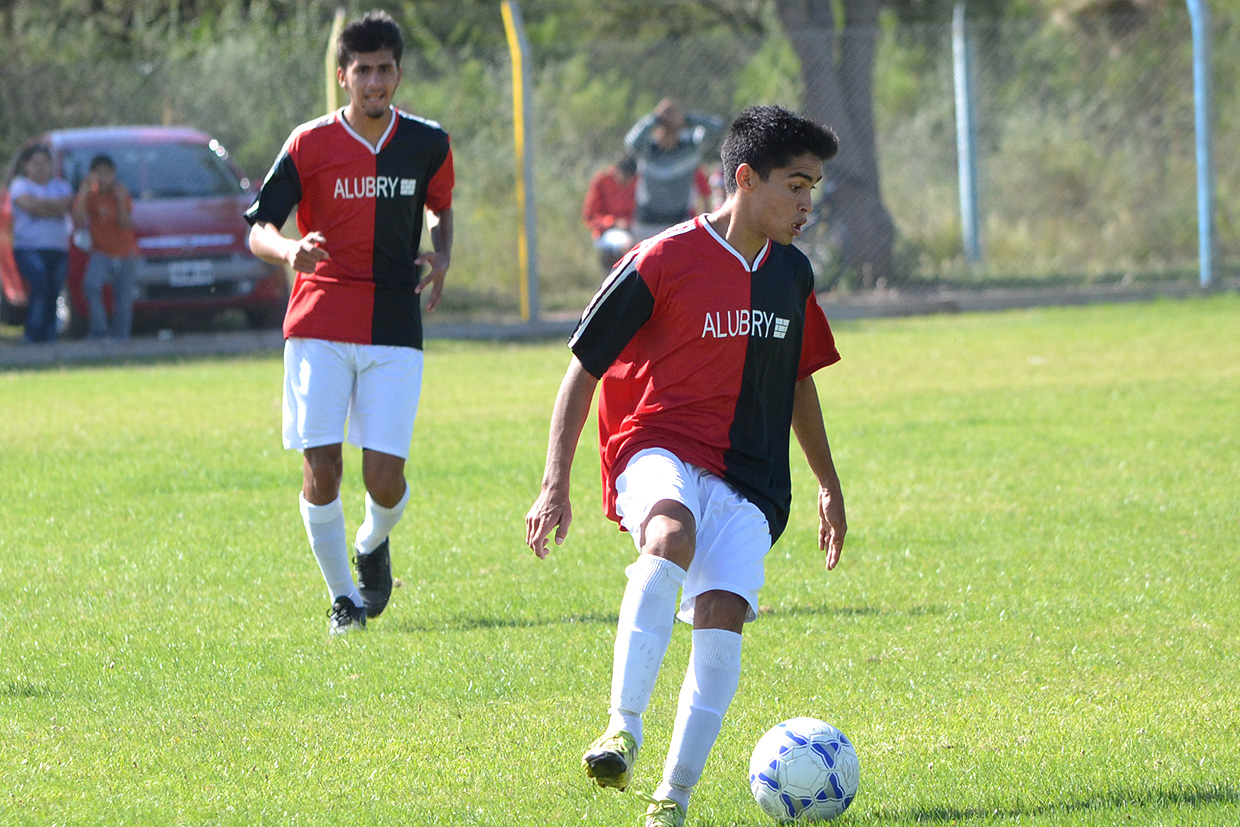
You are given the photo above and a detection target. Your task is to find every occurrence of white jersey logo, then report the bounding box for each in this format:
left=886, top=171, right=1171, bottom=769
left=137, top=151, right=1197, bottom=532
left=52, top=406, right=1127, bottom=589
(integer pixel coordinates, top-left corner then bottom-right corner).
left=334, top=176, right=417, bottom=199
left=701, top=309, right=790, bottom=340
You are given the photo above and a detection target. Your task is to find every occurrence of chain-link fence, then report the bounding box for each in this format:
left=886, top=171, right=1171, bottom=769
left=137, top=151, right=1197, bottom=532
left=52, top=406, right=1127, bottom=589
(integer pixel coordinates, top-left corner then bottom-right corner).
left=3, top=8, right=1235, bottom=322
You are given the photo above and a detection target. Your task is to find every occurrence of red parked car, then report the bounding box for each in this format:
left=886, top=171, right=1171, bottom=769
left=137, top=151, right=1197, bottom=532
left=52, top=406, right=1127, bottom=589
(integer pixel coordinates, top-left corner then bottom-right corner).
left=1, top=126, right=288, bottom=337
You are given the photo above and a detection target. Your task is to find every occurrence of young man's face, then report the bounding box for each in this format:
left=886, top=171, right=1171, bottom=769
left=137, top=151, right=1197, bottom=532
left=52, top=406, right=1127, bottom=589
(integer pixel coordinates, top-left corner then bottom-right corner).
left=743, top=151, right=822, bottom=246
left=339, top=49, right=401, bottom=120
left=92, top=166, right=116, bottom=188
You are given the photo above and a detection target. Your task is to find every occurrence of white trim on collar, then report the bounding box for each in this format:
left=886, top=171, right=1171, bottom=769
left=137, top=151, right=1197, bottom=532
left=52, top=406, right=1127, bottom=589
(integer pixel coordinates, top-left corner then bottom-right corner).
left=335, top=106, right=397, bottom=154
left=698, top=215, right=770, bottom=272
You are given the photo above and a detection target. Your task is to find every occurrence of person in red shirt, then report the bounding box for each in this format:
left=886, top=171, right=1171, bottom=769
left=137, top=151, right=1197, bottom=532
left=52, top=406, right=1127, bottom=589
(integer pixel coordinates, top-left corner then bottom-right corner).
left=246, top=11, right=454, bottom=635
left=72, top=154, right=138, bottom=339
left=582, top=154, right=637, bottom=272
left=526, top=105, right=846, bottom=827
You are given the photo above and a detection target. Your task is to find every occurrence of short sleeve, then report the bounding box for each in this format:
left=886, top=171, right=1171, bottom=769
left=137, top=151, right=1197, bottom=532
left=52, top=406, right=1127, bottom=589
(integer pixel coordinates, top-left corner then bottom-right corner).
left=244, top=145, right=302, bottom=228
left=425, top=144, right=454, bottom=214
left=797, top=292, right=840, bottom=380
left=568, top=256, right=656, bottom=379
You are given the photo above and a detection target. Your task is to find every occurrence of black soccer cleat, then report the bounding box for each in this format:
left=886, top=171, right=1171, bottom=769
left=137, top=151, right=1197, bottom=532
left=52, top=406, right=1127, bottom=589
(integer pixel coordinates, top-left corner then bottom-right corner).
left=327, top=595, right=367, bottom=635
left=354, top=538, right=393, bottom=619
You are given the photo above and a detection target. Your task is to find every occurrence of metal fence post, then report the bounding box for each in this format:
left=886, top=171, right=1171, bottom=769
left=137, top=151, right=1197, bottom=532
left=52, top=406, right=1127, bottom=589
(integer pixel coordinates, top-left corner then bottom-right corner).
left=324, top=8, right=345, bottom=114
left=953, top=1, right=982, bottom=266
left=1187, top=0, right=1215, bottom=289
left=501, top=0, right=540, bottom=321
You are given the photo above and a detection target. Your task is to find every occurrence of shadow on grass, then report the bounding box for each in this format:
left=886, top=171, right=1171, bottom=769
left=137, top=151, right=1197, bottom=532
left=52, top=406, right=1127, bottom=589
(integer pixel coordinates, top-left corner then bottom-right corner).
left=391, top=612, right=621, bottom=634
left=2, top=681, right=52, bottom=699
left=867, top=783, right=1240, bottom=823
left=389, top=602, right=901, bottom=635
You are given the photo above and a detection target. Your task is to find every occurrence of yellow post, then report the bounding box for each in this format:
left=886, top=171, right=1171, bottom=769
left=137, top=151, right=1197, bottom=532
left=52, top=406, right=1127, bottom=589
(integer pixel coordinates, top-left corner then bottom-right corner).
left=501, top=0, right=538, bottom=321
left=325, top=8, right=346, bottom=114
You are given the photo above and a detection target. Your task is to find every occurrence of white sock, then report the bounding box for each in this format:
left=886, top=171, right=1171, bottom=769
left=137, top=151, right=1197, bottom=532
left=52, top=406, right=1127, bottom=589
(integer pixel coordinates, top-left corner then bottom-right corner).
left=299, top=494, right=360, bottom=607
left=654, top=627, right=744, bottom=811
left=606, top=554, right=687, bottom=750
left=355, top=484, right=409, bottom=555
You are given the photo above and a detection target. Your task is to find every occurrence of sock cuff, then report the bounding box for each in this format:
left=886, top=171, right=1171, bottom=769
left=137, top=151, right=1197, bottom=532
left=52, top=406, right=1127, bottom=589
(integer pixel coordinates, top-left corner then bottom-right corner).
left=366, top=483, right=410, bottom=516
left=300, top=494, right=344, bottom=523
left=625, top=553, right=687, bottom=599
left=690, top=627, right=743, bottom=668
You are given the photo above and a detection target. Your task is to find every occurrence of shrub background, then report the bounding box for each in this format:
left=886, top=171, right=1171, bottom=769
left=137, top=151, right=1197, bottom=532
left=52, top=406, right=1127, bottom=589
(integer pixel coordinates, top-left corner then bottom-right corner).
left=2, top=1, right=1237, bottom=316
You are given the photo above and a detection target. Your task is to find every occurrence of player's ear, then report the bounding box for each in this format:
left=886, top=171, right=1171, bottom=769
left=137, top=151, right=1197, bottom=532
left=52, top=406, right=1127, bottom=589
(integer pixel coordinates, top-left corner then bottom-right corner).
left=735, top=163, right=757, bottom=193
left=337, top=66, right=347, bottom=88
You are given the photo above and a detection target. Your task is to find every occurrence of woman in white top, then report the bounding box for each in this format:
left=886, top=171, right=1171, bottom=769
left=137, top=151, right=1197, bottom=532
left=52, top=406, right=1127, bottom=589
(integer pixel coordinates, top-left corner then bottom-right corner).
left=8, top=144, right=73, bottom=343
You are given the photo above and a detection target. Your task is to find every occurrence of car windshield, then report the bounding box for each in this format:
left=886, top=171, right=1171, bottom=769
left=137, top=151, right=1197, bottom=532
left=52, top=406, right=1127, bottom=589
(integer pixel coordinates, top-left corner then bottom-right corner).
left=59, top=140, right=245, bottom=200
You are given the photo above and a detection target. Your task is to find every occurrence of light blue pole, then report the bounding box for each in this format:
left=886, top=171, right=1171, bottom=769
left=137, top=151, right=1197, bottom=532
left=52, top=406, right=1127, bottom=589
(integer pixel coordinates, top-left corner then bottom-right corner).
left=952, top=1, right=982, bottom=265
left=1186, top=0, right=1214, bottom=288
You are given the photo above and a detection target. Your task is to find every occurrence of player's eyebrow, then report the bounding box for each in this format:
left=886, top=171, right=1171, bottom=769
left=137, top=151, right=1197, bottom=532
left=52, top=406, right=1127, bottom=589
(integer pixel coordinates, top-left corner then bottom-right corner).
left=786, top=171, right=822, bottom=185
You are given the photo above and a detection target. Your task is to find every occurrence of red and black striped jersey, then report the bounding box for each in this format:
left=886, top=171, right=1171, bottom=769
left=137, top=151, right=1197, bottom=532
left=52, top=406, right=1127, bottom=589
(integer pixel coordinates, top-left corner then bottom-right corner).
left=245, top=107, right=454, bottom=349
left=570, top=216, right=840, bottom=541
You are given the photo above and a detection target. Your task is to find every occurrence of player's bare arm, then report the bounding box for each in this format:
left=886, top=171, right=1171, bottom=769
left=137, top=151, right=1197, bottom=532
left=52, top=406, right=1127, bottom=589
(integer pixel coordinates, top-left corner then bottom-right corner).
left=525, top=357, right=600, bottom=559
left=791, top=375, right=847, bottom=570
left=248, top=221, right=329, bottom=273
left=415, top=207, right=452, bottom=313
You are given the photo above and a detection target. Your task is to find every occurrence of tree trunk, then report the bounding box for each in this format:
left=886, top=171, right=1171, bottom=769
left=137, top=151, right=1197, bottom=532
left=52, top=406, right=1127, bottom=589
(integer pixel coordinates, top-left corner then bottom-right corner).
left=774, top=0, right=896, bottom=286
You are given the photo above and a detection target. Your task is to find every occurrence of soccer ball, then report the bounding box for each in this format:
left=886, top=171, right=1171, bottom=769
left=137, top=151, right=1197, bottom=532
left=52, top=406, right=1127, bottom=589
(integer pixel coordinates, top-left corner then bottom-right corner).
left=748, top=717, right=860, bottom=822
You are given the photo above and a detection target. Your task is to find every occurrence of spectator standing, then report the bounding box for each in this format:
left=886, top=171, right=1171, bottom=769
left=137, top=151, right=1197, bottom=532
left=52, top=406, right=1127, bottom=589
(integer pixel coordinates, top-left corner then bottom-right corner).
left=72, top=154, right=138, bottom=339
left=246, top=10, right=454, bottom=634
left=624, top=98, right=723, bottom=241
left=582, top=153, right=637, bottom=272
left=8, top=144, right=73, bottom=343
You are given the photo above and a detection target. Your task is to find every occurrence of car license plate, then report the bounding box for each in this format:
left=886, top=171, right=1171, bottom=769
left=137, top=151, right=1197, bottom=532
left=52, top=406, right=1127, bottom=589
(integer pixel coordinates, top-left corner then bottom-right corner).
left=168, top=260, right=215, bottom=287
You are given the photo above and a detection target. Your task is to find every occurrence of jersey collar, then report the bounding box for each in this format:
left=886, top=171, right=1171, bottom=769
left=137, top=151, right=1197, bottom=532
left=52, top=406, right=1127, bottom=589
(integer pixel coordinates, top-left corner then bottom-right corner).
left=335, top=105, right=397, bottom=154
left=698, top=215, right=771, bottom=272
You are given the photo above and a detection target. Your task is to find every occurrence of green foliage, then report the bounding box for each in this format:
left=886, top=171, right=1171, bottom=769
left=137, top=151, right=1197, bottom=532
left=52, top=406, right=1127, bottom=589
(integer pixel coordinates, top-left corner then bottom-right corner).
left=1, top=297, right=1239, bottom=824
left=732, top=33, right=805, bottom=111
left=2, top=0, right=1236, bottom=307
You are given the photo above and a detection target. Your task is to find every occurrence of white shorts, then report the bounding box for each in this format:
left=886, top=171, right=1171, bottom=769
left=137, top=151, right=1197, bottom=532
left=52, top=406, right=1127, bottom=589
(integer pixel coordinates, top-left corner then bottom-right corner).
left=282, top=337, right=424, bottom=459
left=615, top=448, right=772, bottom=625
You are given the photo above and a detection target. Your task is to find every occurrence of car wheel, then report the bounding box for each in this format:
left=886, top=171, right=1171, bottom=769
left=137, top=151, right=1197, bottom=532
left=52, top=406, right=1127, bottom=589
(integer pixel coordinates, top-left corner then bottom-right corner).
left=0, top=292, right=24, bottom=326
left=245, top=306, right=284, bottom=330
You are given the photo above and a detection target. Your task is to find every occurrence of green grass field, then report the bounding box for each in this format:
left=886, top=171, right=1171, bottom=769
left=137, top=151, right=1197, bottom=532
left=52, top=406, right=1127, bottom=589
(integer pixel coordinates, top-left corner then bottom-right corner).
left=1, top=295, right=1237, bottom=826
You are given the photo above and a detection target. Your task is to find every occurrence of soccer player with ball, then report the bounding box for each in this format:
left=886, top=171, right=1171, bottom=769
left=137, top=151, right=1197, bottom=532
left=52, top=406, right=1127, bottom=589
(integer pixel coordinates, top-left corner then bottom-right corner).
left=246, top=11, right=454, bottom=634
left=526, top=105, right=847, bottom=827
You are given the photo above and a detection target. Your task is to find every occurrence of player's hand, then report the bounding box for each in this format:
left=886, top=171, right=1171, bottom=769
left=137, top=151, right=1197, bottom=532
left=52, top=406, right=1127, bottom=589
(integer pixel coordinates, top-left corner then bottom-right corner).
left=414, top=250, right=448, bottom=313
left=818, top=484, right=846, bottom=570
left=289, top=231, right=329, bottom=273
left=525, top=488, right=572, bottom=560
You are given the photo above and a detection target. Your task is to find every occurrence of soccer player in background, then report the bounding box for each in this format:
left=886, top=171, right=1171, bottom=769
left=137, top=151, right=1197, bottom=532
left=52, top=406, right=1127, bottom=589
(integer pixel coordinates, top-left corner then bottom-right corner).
left=526, top=105, right=847, bottom=827
left=246, top=10, right=454, bottom=635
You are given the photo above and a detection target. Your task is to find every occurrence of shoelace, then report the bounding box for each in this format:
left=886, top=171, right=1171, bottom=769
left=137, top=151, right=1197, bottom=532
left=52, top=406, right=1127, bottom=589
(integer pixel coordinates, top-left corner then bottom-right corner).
left=328, top=601, right=358, bottom=623
left=636, top=792, right=682, bottom=823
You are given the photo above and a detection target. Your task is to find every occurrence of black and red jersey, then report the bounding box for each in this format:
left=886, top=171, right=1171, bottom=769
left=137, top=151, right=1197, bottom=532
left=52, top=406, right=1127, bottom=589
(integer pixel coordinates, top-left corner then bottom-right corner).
left=570, top=216, right=840, bottom=541
left=244, top=106, right=454, bottom=349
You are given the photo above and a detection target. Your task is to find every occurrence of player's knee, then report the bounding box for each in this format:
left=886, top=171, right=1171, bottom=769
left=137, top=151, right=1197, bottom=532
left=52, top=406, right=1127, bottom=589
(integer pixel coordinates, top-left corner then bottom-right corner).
left=692, top=590, right=749, bottom=633
left=365, top=474, right=406, bottom=508
left=303, top=447, right=344, bottom=502
left=361, top=467, right=405, bottom=508
left=641, top=504, right=696, bottom=568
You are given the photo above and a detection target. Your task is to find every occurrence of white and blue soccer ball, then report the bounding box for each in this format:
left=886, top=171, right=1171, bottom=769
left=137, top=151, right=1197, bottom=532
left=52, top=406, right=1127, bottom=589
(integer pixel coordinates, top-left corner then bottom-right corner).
left=748, top=717, right=860, bottom=822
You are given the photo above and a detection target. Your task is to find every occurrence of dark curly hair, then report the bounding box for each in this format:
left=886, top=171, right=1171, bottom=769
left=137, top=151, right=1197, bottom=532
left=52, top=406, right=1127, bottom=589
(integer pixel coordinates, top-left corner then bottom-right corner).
left=719, top=105, right=839, bottom=197
left=337, top=10, right=404, bottom=70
